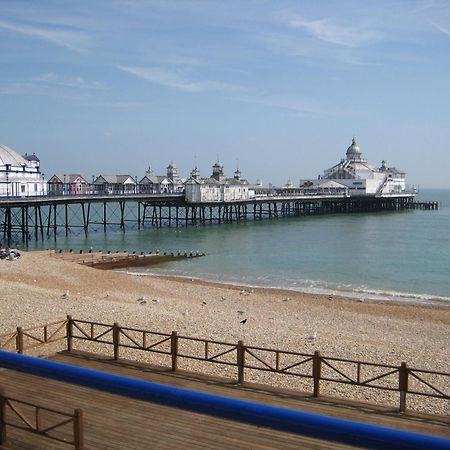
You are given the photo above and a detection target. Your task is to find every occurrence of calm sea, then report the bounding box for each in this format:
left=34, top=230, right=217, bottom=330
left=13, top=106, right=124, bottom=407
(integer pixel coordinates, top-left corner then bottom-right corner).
left=29, top=189, right=450, bottom=305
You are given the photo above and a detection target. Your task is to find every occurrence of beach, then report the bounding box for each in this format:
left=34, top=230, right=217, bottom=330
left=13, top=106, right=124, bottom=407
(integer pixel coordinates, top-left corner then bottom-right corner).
left=1, top=251, right=449, bottom=415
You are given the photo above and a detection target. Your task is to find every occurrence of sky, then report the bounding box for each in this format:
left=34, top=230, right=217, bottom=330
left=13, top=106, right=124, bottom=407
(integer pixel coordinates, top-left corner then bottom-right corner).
left=0, top=0, right=449, bottom=188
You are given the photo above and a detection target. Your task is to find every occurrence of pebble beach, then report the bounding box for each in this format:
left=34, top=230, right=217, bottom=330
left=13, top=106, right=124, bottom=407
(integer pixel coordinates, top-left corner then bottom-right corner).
left=1, top=251, right=449, bottom=415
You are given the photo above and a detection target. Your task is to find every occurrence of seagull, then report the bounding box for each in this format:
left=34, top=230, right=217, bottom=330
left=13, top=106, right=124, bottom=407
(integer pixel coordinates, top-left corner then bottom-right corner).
left=105, top=292, right=110, bottom=297
left=358, top=298, right=365, bottom=303
left=61, top=291, right=69, bottom=299
left=282, top=297, right=290, bottom=302
left=306, top=332, right=317, bottom=341
left=202, top=301, right=207, bottom=306
left=240, top=318, right=247, bottom=324
left=220, top=296, right=226, bottom=301
left=152, top=299, right=160, bottom=303
left=137, top=296, right=146, bottom=302
left=237, top=310, right=244, bottom=315
left=139, top=300, right=147, bottom=305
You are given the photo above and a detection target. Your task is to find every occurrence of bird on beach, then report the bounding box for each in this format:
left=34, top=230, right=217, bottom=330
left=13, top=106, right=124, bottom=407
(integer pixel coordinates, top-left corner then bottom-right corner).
left=306, top=332, right=317, bottom=341
left=220, top=296, right=226, bottom=301
left=139, top=300, right=147, bottom=305
left=137, top=296, right=146, bottom=302
left=152, top=298, right=160, bottom=303
left=237, top=310, right=244, bottom=315
left=61, top=290, right=69, bottom=299
left=202, top=301, right=207, bottom=306
left=240, top=318, right=247, bottom=324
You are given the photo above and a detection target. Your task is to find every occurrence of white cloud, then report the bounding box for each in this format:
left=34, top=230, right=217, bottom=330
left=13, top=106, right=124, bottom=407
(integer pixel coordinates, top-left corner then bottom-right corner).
left=0, top=19, right=91, bottom=53
left=287, top=15, right=380, bottom=48
left=430, top=20, right=450, bottom=37
left=34, top=73, right=105, bottom=90
left=240, top=94, right=349, bottom=118
left=117, top=65, right=243, bottom=93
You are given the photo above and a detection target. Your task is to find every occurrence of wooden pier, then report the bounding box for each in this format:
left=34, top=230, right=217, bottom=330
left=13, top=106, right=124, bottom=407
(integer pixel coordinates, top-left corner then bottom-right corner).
left=0, top=193, right=417, bottom=246
left=0, top=317, right=448, bottom=448
left=0, top=351, right=448, bottom=450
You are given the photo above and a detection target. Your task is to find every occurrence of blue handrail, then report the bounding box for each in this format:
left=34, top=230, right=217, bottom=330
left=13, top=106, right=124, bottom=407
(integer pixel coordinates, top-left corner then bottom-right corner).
left=0, top=351, right=448, bottom=449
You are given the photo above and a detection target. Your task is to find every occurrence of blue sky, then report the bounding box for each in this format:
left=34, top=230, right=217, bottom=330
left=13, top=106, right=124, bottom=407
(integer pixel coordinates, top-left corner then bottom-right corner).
left=1, top=0, right=449, bottom=188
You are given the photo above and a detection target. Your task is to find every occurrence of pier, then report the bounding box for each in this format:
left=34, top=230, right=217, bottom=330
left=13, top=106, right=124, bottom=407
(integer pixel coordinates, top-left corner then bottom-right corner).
left=409, top=201, right=439, bottom=210
left=0, top=193, right=417, bottom=246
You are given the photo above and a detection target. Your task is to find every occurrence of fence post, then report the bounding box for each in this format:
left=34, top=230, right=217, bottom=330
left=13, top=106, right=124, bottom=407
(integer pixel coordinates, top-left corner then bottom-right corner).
left=113, top=323, right=120, bottom=360
left=0, top=388, right=6, bottom=445
left=171, top=331, right=178, bottom=371
left=67, top=315, right=73, bottom=352
left=313, top=351, right=321, bottom=397
left=16, top=327, right=24, bottom=354
left=73, top=409, right=84, bottom=450
left=399, top=362, right=408, bottom=413
left=237, top=340, right=245, bottom=384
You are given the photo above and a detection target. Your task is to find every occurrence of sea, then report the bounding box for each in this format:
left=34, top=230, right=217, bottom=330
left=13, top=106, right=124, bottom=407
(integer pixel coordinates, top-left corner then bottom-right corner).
left=28, top=189, right=450, bottom=306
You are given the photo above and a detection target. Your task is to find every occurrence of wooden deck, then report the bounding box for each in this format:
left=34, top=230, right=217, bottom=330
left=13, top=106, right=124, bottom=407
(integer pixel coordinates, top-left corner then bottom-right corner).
left=0, top=351, right=448, bottom=449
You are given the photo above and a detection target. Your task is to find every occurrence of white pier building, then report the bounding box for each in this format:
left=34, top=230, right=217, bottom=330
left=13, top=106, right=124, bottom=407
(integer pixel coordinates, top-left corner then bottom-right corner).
left=317, top=138, right=407, bottom=196
left=0, top=144, right=47, bottom=197
left=185, top=163, right=251, bottom=203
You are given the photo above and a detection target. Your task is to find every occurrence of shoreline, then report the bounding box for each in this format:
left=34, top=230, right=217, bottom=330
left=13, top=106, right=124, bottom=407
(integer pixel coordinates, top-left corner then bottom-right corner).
left=123, top=269, right=450, bottom=309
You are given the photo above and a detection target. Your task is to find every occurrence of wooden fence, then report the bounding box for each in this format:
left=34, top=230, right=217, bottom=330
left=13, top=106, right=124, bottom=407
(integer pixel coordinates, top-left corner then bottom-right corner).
left=0, top=388, right=83, bottom=449
left=1, top=316, right=448, bottom=414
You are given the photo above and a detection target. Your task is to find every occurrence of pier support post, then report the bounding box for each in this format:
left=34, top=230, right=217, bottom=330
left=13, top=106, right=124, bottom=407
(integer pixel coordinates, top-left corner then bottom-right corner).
left=113, top=323, right=120, bottom=360
left=16, top=327, right=24, bottom=354
left=171, top=331, right=178, bottom=371
left=0, top=387, right=6, bottom=446
left=73, top=409, right=84, bottom=450
left=399, top=362, right=408, bottom=413
left=237, top=340, right=245, bottom=384
left=313, top=351, right=321, bottom=397
left=67, top=315, right=73, bottom=352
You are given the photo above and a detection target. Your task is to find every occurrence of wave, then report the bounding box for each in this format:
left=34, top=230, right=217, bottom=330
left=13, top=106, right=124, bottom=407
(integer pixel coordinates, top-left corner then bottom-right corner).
left=124, top=268, right=450, bottom=307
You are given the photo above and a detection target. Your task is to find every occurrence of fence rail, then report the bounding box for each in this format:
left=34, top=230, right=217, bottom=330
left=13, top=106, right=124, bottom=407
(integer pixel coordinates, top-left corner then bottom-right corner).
left=1, top=316, right=448, bottom=414
left=0, top=388, right=83, bottom=449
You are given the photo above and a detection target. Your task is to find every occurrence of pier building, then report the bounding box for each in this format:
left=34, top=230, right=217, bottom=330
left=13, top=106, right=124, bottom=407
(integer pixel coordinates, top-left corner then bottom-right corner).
left=139, top=163, right=185, bottom=194
left=0, top=144, right=47, bottom=197
left=48, top=174, right=90, bottom=196
left=185, top=162, right=251, bottom=202
left=317, top=138, right=407, bottom=196
left=93, top=175, right=137, bottom=195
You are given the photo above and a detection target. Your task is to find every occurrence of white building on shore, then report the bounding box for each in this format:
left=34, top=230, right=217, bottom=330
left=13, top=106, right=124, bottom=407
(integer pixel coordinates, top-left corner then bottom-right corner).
left=185, top=163, right=251, bottom=203
left=317, top=138, right=407, bottom=196
left=0, top=144, right=47, bottom=197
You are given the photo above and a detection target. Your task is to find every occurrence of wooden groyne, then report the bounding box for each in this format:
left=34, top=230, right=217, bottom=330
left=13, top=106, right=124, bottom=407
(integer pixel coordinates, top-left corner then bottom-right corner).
left=52, top=249, right=205, bottom=270
left=409, top=201, right=439, bottom=210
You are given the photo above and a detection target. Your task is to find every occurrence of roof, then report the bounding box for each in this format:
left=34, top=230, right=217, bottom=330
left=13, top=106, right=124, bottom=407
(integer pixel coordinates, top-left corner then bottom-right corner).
left=0, top=144, right=29, bottom=167
left=50, top=174, right=89, bottom=184
left=23, top=152, right=40, bottom=162
left=139, top=175, right=169, bottom=184
left=94, top=175, right=136, bottom=184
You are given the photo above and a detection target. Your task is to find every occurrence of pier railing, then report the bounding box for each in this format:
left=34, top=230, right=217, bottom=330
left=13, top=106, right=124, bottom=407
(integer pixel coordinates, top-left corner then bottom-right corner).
left=0, top=388, right=83, bottom=449
left=1, top=316, right=448, bottom=414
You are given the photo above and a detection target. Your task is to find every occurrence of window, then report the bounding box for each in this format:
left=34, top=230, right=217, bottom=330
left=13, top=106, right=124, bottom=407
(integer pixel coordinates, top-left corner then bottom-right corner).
left=34, top=184, right=38, bottom=192
left=21, top=185, right=25, bottom=193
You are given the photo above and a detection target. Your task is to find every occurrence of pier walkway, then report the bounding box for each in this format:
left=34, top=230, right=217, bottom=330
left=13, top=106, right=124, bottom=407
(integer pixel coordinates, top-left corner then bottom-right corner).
left=0, top=350, right=448, bottom=449
left=0, top=192, right=416, bottom=246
